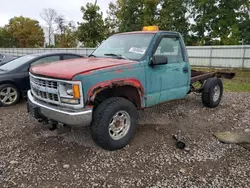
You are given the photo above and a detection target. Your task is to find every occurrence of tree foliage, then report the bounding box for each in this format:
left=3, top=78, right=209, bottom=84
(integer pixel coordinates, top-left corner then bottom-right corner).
left=105, top=0, right=250, bottom=45
left=106, top=0, right=190, bottom=41
left=107, top=0, right=160, bottom=32
left=191, top=0, right=250, bottom=45
left=77, top=2, right=105, bottom=47
left=0, top=27, right=17, bottom=47
left=159, top=0, right=190, bottom=37
left=55, top=22, right=78, bottom=48
left=1, top=1, right=250, bottom=47
left=5, top=16, right=44, bottom=47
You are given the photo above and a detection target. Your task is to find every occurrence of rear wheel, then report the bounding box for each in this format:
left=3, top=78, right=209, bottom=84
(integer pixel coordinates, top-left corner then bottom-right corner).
left=91, top=97, right=138, bottom=151
left=202, top=78, right=223, bottom=108
left=0, top=84, right=20, bottom=106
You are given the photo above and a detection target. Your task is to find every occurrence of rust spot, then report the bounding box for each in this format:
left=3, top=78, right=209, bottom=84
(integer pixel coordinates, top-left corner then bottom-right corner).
left=84, top=71, right=93, bottom=75
left=124, top=64, right=133, bottom=70
left=87, top=78, right=145, bottom=108
left=114, top=69, right=123, bottom=73
left=86, top=105, right=94, bottom=109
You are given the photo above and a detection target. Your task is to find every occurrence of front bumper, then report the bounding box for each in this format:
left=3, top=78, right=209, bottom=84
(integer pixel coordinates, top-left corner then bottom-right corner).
left=27, top=90, right=92, bottom=127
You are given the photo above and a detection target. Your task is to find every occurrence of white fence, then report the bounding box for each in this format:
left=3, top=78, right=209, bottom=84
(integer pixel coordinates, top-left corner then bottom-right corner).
left=187, top=46, right=250, bottom=69
left=1, top=46, right=250, bottom=68
left=0, top=48, right=95, bottom=57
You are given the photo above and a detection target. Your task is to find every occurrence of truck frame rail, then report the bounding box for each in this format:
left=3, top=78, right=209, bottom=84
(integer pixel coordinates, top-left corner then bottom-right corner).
left=190, top=70, right=235, bottom=93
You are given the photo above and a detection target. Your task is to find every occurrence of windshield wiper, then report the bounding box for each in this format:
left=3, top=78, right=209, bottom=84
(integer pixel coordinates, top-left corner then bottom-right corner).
left=89, top=54, right=97, bottom=57
left=0, top=68, right=6, bottom=71
left=104, top=53, right=128, bottom=60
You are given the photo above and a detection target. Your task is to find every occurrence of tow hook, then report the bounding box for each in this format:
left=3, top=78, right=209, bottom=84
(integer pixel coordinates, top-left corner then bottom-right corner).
left=57, top=124, right=71, bottom=135
left=38, top=118, right=48, bottom=124
left=47, top=120, right=71, bottom=134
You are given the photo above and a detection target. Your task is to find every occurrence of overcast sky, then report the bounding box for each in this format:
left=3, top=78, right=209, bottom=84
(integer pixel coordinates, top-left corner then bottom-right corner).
left=0, top=0, right=113, bottom=27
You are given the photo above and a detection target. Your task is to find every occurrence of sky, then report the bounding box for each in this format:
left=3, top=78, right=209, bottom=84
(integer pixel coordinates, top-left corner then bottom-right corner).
left=0, top=0, right=113, bottom=27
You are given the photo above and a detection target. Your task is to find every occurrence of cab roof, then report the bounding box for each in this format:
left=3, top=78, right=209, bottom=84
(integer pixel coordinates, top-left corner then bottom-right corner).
left=114, top=30, right=180, bottom=36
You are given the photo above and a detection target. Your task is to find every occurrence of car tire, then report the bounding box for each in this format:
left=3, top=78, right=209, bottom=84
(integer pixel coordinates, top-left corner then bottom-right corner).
left=0, top=84, right=20, bottom=107
left=91, top=97, right=138, bottom=151
left=202, top=78, right=223, bottom=108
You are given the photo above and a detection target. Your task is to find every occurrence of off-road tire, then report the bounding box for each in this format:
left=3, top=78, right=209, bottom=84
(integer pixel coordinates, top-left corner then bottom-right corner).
left=0, top=84, right=20, bottom=107
left=91, top=97, right=138, bottom=151
left=202, top=78, right=223, bottom=108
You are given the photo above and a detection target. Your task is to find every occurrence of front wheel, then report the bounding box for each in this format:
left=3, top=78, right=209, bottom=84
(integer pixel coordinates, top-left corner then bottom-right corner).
left=202, top=78, right=223, bottom=108
left=91, top=97, right=138, bottom=151
left=0, top=84, right=20, bottom=107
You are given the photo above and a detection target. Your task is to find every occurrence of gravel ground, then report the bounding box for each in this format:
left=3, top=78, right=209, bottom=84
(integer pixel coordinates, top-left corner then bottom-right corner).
left=0, top=92, right=250, bottom=188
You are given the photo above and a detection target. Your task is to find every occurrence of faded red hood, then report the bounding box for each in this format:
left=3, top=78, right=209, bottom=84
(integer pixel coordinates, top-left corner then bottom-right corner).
left=30, top=57, right=136, bottom=79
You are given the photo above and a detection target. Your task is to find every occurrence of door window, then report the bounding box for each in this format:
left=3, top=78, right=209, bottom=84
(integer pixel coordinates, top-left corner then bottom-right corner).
left=31, top=55, right=60, bottom=66
left=154, top=37, right=184, bottom=63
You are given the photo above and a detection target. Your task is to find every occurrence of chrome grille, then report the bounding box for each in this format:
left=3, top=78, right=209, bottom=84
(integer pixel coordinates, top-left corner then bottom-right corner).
left=30, top=74, right=59, bottom=104
left=30, top=76, right=58, bottom=89
left=29, top=73, right=84, bottom=109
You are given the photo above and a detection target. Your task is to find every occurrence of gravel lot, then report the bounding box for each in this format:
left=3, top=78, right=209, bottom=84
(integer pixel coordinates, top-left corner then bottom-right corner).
left=0, top=92, right=250, bottom=188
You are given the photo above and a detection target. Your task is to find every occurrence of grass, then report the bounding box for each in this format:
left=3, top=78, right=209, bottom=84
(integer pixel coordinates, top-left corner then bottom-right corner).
left=192, top=67, right=250, bottom=92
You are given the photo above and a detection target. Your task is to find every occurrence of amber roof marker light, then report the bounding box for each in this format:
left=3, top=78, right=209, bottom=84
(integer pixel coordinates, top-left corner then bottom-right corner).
left=142, top=26, right=159, bottom=31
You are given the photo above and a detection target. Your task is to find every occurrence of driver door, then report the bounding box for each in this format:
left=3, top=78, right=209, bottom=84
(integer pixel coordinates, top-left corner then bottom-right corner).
left=145, top=33, right=190, bottom=107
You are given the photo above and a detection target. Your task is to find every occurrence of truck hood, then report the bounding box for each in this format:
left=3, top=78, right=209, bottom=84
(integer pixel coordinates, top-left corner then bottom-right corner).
left=30, top=57, right=137, bottom=79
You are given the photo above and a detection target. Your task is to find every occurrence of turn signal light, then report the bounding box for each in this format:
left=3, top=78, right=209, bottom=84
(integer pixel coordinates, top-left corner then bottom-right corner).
left=73, top=84, right=80, bottom=99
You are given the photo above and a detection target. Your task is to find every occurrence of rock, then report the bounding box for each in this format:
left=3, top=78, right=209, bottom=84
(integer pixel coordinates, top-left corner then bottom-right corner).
left=185, top=147, right=191, bottom=152
left=174, top=155, right=181, bottom=161
left=10, top=160, right=18, bottom=165
left=180, top=168, right=186, bottom=174
left=63, top=164, right=70, bottom=169
left=244, top=129, right=250, bottom=133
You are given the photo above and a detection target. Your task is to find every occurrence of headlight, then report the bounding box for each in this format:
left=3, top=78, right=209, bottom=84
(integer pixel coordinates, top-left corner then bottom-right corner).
left=58, top=82, right=81, bottom=105
left=60, top=98, right=80, bottom=104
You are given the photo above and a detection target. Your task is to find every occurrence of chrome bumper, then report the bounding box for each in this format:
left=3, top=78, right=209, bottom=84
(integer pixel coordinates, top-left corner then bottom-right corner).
left=27, top=90, right=92, bottom=127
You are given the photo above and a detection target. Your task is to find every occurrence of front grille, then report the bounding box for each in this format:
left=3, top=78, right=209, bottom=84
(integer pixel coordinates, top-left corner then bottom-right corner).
left=30, top=76, right=58, bottom=89
left=30, top=74, right=60, bottom=104
left=29, top=73, right=84, bottom=109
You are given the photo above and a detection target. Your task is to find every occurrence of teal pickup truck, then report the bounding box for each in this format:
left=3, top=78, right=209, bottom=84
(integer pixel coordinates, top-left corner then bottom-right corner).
left=27, top=26, right=234, bottom=151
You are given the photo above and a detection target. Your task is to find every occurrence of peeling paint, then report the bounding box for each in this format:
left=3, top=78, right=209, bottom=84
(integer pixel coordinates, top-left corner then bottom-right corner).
left=87, top=78, right=144, bottom=107
left=114, top=69, right=123, bottom=73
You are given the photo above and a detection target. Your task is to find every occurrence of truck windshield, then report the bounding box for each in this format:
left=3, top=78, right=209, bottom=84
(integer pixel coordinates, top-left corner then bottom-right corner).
left=91, top=33, right=155, bottom=60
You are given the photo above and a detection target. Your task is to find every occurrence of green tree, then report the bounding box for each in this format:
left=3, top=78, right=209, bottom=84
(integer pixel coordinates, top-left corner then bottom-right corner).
left=191, top=0, right=250, bottom=45
left=159, top=0, right=190, bottom=39
left=211, top=0, right=249, bottom=45
left=190, top=0, right=217, bottom=45
left=6, top=16, right=44, bottom=47
left=77, top=2, right=105, bottom=47
left=55, top=22, right=78, bottom=48
left=107, top=0, right=158, bottom=32
left=0, top=27, right=17, bottom=47
left=107, top=0, right=190, bottom=36
left=240, top=16, right=250, bottom=44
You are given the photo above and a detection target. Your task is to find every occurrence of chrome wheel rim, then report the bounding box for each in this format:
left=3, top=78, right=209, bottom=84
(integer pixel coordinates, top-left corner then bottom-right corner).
left=213, top=85, right=220, bottom=102
left=0, top=87, right=18, bottom=105
left=109, top=111, right=131, bottom=140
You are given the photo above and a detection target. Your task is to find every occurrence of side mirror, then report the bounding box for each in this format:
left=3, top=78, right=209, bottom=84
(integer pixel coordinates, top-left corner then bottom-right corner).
left=151, top=55, right=168, bottom=66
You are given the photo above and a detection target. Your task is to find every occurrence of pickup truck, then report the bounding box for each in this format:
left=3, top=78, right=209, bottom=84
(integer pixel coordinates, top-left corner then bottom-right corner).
left=27, top=26, right=235, bottom=151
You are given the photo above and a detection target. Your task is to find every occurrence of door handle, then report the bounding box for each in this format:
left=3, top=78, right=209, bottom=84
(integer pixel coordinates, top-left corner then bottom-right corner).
left=183, top=67, right=188, bottom=73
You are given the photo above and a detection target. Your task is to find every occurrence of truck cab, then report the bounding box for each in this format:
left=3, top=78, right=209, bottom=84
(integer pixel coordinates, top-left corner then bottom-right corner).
left=27, top=26, right=226, bottom=151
